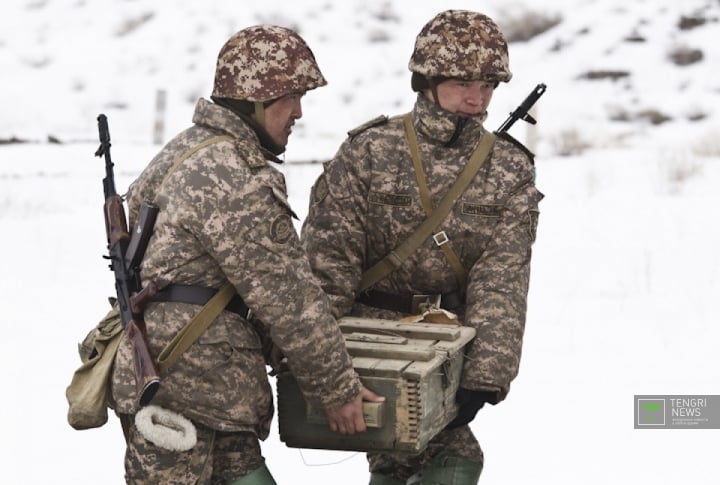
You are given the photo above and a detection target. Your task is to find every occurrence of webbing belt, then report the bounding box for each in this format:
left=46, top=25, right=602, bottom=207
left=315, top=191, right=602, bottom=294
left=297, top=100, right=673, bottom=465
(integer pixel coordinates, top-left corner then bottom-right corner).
left=155, top=284, right=251, bottom=319
left=357, top=288, right=465, bottom=315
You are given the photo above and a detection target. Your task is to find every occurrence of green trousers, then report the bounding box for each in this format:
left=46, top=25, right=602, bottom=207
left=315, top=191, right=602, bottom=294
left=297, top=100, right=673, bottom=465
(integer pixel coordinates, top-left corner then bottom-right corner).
left=229, top=464, right=277, bottom=485
left=369, top=453, right=482, bottom=485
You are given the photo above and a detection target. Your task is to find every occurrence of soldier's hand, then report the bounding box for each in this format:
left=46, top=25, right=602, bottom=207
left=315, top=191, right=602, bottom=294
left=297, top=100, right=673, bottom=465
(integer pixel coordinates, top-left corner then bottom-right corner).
left=445, top=387, right=501, bottom=429
left=326, top=386, right=385, bottom=435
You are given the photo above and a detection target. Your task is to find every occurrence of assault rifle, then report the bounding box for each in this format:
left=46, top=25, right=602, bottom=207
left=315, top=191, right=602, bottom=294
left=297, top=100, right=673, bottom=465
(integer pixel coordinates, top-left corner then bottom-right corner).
left=96, top=114, right=160, bottom=407
left=497, top=83, right=547, bottom=133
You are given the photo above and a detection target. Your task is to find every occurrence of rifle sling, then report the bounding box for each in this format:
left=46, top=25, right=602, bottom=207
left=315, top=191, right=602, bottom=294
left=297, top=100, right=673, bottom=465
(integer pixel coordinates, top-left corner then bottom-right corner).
left=160, top=135, right=233, bottom=188
left=156, top=282, right=235, bottom=374
left=358, top=120, right=496, bottom=293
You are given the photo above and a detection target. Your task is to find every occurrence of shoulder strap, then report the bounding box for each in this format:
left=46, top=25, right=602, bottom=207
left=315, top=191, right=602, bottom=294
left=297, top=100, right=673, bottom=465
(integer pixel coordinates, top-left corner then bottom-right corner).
left=152, top=134, right=237, bottom=374
left=156, top=135, right=234, bottom=197
left=358, top=119, right=496, bottom=293
left=404, top=114, right=468, bottom=289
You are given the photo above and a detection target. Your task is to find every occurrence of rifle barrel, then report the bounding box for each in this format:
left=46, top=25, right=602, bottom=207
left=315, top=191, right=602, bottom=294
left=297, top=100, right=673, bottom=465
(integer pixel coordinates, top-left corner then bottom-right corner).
left=497, top=83, right=547, bottom=133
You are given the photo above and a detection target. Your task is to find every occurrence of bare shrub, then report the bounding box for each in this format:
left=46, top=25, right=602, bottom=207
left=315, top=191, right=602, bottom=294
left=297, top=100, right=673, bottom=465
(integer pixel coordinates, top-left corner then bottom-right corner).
left=500, top=10, right=562, bottom=43
left=0, top=136, right=29, bottom=145
left=666, top=161, right=701, bottom=192
left=637, top=109, right=673, bottom=125
left=548, top=25, right=588, bottom=53
left=551, top=129, right=592, bottom=156
left=22, top=56, right=51, bottom=69
left=103, top=101, right=128, bottom=110
left=623, top=32, right=646, bottom=43
left=549, top=38, right=567, bottom=52
left=668, top=45, right=703, bottom=66
left=367, top=28, right=391, bottom=43
left=579, top=70, right=630, bottom=81
left=686, top=110, right=708, bottom=122
left=691, top=131, right=720, bottom=157
left=678, top=15, right=708, bottom=30
left=25, top=0, right=47, bottom=9
left=608, top=106, right=632, bottom=122
left=115, top=12, right=154, bottom=37
left=657, top=151, right=702, bottom=194
left=371, top=3, right=400, bottom=23
left=609, top=106, right=674, bottom=125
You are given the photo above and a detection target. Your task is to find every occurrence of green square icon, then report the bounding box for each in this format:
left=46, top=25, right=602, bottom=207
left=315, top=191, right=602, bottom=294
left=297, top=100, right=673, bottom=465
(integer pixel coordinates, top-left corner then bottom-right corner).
left=637, top=399, right=665, bottom=426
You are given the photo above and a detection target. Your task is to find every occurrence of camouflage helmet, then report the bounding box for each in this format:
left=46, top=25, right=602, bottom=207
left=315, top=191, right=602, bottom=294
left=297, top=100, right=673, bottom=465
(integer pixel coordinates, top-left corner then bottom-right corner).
left=409, top=10, right=512, bottom=83
left=212, top=25, right=327, bottom=102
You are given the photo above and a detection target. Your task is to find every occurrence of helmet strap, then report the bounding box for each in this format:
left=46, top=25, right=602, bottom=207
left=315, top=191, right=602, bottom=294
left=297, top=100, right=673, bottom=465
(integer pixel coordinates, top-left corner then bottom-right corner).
left=428, top=79, right=441, bottom=108
left=254, top=102, right=266, bottom=128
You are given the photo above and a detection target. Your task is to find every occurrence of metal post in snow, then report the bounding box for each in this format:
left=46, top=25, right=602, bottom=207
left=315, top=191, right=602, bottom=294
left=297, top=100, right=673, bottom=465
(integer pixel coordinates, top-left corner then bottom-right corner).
left=153, top=89, right=167, bottom=145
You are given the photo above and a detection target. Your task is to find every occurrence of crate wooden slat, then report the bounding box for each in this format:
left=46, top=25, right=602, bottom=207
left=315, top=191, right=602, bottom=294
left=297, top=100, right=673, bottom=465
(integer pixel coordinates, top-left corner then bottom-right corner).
left=345, top=332, right=408, bottom=345
left=345, top=340, right=437, bottom=361
left=339, top=317, right=462, bottom=341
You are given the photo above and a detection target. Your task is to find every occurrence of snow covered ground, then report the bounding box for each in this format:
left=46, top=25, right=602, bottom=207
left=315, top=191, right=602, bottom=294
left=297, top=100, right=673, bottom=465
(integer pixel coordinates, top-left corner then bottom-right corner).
left=1, top=0, right=719, bottom=483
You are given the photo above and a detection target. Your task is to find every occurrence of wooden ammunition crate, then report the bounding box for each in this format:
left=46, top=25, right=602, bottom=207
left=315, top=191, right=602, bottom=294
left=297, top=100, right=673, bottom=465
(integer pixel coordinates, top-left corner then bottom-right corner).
left=277, top=316, right=475, bottom=454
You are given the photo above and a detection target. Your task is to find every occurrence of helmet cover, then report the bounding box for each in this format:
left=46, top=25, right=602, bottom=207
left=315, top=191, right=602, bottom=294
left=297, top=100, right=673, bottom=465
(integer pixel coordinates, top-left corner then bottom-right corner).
left=409, top=10, right=512, bottom=83
left=213, top=25, right=327, bottom=102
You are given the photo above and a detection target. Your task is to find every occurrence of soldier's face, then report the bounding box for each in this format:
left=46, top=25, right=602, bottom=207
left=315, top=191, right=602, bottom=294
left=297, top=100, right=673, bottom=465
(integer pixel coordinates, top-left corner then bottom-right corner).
left=428, top=80, right=495, bottom=118
left=264, top=93, right=304, bottom=147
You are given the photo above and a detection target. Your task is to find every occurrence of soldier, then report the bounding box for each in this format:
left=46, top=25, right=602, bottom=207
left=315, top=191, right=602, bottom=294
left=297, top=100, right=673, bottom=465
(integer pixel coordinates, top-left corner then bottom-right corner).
left=302, top=10, right=543, bottom=485
left=111, top=25, right=382, bottom=484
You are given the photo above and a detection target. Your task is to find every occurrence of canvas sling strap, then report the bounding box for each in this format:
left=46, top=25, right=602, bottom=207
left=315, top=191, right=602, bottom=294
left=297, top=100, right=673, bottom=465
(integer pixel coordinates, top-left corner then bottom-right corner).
left=405, top=114, right=468, bottom=289
left=357, top=115, right=496, bottom=293
left=146, top=134, right=238, bottom=374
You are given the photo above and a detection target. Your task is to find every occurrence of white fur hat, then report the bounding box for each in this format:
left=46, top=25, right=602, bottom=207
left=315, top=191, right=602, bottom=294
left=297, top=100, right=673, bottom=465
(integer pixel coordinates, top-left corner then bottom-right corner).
left=135, top=405, right=197, bottom=452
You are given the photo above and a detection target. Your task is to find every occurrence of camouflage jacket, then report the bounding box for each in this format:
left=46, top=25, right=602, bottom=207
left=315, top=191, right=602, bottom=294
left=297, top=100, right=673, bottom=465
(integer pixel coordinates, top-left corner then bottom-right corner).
left=301, top=94, right=543, bottom=399
left=112, top=98, right=361, bottom=437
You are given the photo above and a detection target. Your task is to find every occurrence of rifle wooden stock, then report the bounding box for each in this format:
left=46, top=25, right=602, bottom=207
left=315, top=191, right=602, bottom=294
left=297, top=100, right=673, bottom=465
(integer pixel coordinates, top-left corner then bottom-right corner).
left=125, top=321, right=160, bottom=407
left=128, top=282, right=160, bottom=407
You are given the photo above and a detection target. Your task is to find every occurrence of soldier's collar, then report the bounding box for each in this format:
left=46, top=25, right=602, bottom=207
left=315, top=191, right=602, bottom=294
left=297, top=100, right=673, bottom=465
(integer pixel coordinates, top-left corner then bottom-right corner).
left=195, top=98, right=285, bottom=164
left=413, top=94, right=486, bottom=147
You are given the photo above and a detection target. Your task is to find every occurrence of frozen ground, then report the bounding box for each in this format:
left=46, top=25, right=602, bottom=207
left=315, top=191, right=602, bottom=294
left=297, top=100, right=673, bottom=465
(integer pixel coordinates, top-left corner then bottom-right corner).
left=1, top=0, right=719, bottom=483
left=1, top=141, right=718, bottom=484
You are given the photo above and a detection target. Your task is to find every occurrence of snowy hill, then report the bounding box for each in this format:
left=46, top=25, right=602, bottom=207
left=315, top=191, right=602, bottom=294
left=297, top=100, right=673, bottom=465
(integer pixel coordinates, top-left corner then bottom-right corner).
left=1, top=1, right=720, bottom=484
left=2, top=0, right=719, bottom=158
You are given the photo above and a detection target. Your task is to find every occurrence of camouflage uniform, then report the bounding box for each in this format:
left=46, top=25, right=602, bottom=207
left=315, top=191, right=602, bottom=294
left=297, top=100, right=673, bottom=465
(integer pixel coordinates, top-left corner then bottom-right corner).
left=112, top=26, right=362, bottom=485
left=301, top=10, right=542, bottom=484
